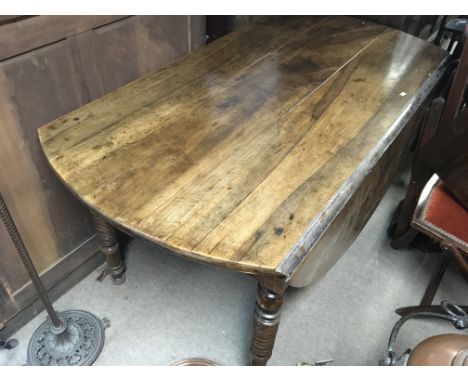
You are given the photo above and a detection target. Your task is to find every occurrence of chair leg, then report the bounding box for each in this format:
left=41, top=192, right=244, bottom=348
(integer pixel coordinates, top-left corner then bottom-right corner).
left=391, top=182, right=425, bottom=249
left=390, top=98, right=445, bottom=249
left=395, top=252, right=449, bottom=316
left=395, top=242, right=468, bottom=317
left=419, top=253, right=450, bottom=306
left=443, top=242, right=468, bottom=283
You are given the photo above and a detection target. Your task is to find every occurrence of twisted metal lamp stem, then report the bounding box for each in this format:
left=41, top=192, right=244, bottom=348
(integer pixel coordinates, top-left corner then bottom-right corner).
left=0, top=193, right=63, bottom=330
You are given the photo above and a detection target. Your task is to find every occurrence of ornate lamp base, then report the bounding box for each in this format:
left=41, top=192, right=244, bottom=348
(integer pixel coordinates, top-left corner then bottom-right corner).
left=27, top=310, right=109, bottom=366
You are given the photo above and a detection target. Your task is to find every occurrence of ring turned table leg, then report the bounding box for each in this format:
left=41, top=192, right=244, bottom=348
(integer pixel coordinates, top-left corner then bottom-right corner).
left=249, top=280, right=287, bottom=366
left=90, top=210, right=126, bottom=285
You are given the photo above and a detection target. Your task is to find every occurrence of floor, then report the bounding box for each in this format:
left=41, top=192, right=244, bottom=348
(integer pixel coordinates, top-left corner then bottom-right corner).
left=1, top=168, right=466, bottom=366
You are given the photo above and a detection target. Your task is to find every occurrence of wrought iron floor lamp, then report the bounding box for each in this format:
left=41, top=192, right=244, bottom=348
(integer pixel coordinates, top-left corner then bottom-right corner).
left=0, top=193, right=109, bottom=366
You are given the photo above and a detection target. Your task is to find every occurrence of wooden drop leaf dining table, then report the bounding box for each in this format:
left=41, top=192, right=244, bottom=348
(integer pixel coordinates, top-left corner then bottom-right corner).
left=38, top=16, right=449, bottom=365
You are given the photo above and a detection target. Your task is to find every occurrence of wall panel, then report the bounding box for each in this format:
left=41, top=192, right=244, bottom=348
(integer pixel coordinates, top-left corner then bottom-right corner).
left=0, top=15, right=205, bottom=338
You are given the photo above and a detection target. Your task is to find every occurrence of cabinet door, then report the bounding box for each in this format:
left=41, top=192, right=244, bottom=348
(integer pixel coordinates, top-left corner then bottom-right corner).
left=92, top=16, right=190, bottom=93
left=0, top=40, right=99, bottom=326
left=0, top=15, right=205, bottom=336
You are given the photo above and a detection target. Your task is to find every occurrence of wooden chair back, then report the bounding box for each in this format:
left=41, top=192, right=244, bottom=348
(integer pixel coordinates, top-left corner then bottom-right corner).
left=390, top=25, right=468, bottom=247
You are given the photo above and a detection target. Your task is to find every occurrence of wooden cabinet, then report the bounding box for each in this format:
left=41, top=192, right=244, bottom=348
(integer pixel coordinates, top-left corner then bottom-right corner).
left=0, top=15, right=205, bottom=339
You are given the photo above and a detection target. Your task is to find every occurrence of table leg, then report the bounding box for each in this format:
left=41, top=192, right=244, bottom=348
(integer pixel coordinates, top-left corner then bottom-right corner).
left=90, top=210, right=126, bottom=285
left=249, top=279, right=287, bottom=366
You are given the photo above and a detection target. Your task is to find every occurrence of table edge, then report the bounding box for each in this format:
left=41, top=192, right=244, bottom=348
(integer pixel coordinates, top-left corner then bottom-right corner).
left=277, top=52, right=452, bottom=279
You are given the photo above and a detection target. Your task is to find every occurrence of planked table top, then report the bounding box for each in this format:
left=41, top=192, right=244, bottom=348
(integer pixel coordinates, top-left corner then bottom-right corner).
left=38, top=16, right=448, bottom=278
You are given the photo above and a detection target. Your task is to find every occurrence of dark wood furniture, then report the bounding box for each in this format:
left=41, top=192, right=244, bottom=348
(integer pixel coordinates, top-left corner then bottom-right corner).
left=390, top=23, right=468, bottom=249
left=422, top=108, right=468, bottom=210
left=37, top=16, right=449, bottom=365
left=391, top=26, right=468, bottom=316
left=395, top=173, right=468, bottom=317
left=394, top=107, right=468, bottom=317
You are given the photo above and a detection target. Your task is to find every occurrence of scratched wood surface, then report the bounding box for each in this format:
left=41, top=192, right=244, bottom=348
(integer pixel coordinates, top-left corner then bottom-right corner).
left=38, top=16, right=448, bottom=279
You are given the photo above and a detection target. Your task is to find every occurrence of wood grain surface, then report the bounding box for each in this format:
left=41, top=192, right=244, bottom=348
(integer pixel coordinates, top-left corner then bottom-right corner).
left=38, top=16, right=448, bottom=280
